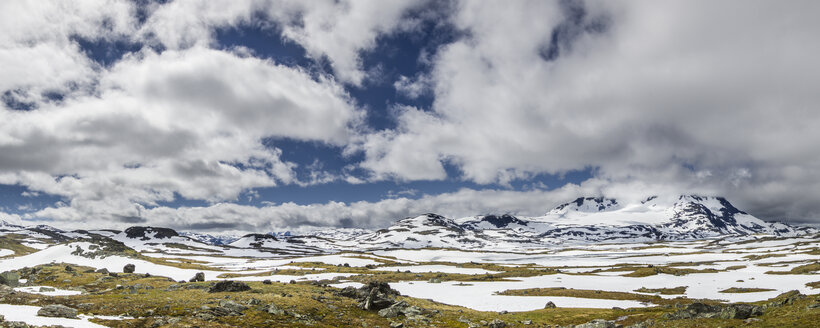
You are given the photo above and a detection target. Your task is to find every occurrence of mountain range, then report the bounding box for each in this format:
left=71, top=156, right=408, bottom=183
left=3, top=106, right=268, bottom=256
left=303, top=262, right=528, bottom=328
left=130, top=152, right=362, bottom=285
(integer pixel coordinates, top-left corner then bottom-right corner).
left=1, top=195, right=813, bottom=254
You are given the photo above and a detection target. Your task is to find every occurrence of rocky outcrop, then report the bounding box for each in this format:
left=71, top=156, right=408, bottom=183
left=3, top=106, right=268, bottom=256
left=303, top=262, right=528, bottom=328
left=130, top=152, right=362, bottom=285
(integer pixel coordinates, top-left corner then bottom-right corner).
left=208, top=280, right=251, bottom=293
left=37, top=304, right=79, bottom=319
left=664, top=302, right=763, bottom=320
left=0, top=271, right=20, bottom=287
left=337, top=281, right=399, bottom=311
left=189, top=272, right=205, bottom=282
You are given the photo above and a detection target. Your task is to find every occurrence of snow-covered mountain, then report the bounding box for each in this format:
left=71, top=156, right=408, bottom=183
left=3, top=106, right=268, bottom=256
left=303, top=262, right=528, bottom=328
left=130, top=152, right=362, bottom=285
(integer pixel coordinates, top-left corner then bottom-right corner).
left=0, top=195, right=812, bottom=253
left=345, top=195, right=811, bottom=250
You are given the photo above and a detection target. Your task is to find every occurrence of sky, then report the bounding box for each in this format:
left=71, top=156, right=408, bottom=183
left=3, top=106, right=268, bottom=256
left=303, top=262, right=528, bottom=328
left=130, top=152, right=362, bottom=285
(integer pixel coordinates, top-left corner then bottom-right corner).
left=2, top=0, right=820, bottom=233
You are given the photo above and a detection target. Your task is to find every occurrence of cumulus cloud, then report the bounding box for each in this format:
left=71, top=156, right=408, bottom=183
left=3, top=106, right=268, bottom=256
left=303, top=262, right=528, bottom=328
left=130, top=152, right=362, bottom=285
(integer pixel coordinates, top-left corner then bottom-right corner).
left=141, top=0, right=426, bottom=85
left=360, top=0, right=820, bottom=220
left=22, top=185, right=593, bottom=232
left=3, top=0, right=820, bottom=230
left=2, top=43, right=363, bottom=224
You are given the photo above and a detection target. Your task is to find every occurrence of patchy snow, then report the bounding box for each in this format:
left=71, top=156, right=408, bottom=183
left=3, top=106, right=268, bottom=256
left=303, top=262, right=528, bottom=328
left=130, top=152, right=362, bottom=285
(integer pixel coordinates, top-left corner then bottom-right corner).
left=15, top=286, right=83, bottom=296
left=0, top=249, right=13, bottom=257
left=0, top=303, right=108, bottom=328
left=229, top=272, right=356, bottom=283
left=390, top=280, right=649, bottom=311
left=0, top=242, right=223, bottom=282
left=21, top=242, right=51, bottom=250
left=374, top=265, right=500, bottom=275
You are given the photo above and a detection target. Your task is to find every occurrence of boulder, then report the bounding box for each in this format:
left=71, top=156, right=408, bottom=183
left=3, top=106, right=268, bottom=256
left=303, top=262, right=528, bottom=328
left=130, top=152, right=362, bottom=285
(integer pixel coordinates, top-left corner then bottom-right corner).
left=38, top=287, right=56, bottom=292
left=0, top=271, right=20, bottom=287
left=336, top=281, right=402, bottom=312
left=378, top=301, right=423, bottom=318
left=573, top=319, right=616, bottom=328
left=123, top=264, right=135, bottom=273
left=719, top=304, right=764, bottom=319
left=95, top=268, right=109, bottom=275
left=488, top=319, right=507, bottom=328
left=265, top=303, right=287, bottom=315
left=544, top=301, right=557, bottom=309
left=208, top=280, right=250, bottom=293
left=189, top=272, right=205, bottom=282
left=37, top=304, right=79, bottom=319
left=218, top=300, right=248, bottom=313
left=665, top=302, right=763, bottom=320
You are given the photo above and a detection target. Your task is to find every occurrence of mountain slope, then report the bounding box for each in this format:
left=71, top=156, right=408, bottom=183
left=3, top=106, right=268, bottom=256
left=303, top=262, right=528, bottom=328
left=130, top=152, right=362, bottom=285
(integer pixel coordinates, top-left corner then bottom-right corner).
left=347, top=195, right=811, bottom=250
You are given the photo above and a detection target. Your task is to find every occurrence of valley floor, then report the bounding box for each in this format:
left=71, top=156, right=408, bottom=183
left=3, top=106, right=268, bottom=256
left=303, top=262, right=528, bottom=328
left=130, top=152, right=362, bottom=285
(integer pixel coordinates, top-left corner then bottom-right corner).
left=2, top=233, right=820, bottom=327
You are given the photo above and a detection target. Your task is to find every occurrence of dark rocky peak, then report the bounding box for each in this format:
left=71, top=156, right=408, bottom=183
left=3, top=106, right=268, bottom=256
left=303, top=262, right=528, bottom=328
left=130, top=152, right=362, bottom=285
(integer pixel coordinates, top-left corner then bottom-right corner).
left=242, top=233, right=279, bottom=241
left=641, top=196, right=658, bottom=204
left=124, top=226, right=179, bottom=240
left=553, top=197, right=619, bottom=212
left=474, top=214, right=529, bottom=228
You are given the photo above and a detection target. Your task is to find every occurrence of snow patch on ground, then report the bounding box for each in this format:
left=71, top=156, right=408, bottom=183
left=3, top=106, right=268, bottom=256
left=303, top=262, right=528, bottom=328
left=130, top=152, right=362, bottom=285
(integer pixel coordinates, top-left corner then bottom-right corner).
left=14, top=286, right=83, bottom=296
left=0, top=303, right=108, bottom=328
left=0, top=249, right=13, bottom=257
left=374, top=265, right=501, bottom=275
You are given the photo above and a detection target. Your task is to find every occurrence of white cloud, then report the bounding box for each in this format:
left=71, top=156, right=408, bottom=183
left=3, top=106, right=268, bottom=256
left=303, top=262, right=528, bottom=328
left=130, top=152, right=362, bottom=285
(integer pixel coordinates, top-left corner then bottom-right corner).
left=22, top=185, right=595, bottom=232
left=1, top=45, right=363, bottom=219
left=141, top=0, right=425, bottom=85
left=358, top=0, right=820, bottom=220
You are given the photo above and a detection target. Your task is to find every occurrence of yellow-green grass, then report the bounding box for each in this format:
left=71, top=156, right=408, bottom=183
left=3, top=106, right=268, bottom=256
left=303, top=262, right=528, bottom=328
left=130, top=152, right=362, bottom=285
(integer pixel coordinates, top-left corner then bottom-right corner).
left=634, top=286, right=688, bottom=295
left=496, top=287, right=705, bottom=306
left=766, top=262, right=820, bottom=275
left=9, top=263, right=820, bottom=328
left=719, top=287, right=776, bottom=293
left=0, top=234, right=43, bottom=257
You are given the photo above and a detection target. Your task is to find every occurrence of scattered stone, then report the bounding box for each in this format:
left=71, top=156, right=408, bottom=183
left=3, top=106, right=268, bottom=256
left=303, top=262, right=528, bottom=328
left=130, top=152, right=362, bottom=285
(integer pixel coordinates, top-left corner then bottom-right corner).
left=95, top=268, right=109, bottom=275
left=488, top=319, right=507, bottom=328
left=745, top=318, right=762, bottom=324
left=38, top=286, right=56, bottom=292
left=664, top=302, right=763, bottom=320
left=265, top=303, right=287, bottom=315
left=544, top=301, right=557, bottom=309
left=428, top=277, right=442, bottom=283
left=377, top=301, right=423, bottom=318
left=389, top=322, right=404, bottom=328
left=37, top=304, right=78, bottom=319
left=189, top=272, right=205, bottom=282
left=218, top=299, right=248, bottom=313
left=0, top=271, right=20, bottom=287
left=64, top=265, right=74, bottom=272
left=208, top=280, right=251, bottom=293
left=123, top=263, right=135, bottom=273
left=521, top=319, right=533, bottom=325
left=572, top=319, right=616, bottom=328
left=337, top=281, right=400, bottom=311
left=262, top=279, right=272, bottom=285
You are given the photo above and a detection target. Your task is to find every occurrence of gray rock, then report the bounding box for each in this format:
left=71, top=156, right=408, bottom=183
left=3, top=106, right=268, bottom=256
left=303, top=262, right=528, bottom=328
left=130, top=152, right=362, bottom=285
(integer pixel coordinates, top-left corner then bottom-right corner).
left=123, top=263, right=135, bottom=273
left=377, top=301, right=423, bottom=318
left=665, top=302, right=763, bottom=320
left=573, top=319, right=616, bottom=328
left=488, top=319, right=507, bottom=328
left=208, top=280, right=250, bottom=293
left=37, top=304, right=79, bottom=319
left=190, top=272, right=205, bottom=282
left=265, top=303, right=287, bottom=315
left=38, top=286, right=56, bottom=292
left=0, top=271, right=20, bottom=287
left=544, top=301, right=557, bottom=309
left=218, top=300, right=248, bottom=313
left=95, top=268, right=109, bottom=275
